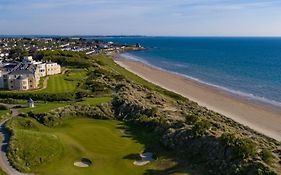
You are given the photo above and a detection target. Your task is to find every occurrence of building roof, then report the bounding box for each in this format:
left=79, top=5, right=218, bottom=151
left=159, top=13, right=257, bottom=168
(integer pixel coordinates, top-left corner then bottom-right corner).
left=16, top=75, right=28, bottom=80
left=9, top=69, right=34, bottom=75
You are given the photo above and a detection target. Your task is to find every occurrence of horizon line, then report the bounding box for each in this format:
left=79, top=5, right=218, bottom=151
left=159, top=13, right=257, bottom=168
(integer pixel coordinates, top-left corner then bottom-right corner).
left=1, top=34, right=281, bottom=38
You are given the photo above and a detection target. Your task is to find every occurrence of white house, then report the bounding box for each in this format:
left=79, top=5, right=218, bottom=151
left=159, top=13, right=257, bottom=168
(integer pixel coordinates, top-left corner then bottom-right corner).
left=46, top=62, right=61, bottom=75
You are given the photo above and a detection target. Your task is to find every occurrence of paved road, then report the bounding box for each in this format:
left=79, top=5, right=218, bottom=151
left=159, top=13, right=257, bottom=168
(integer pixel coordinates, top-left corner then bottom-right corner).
left=0, top=104, right=30, bottom=175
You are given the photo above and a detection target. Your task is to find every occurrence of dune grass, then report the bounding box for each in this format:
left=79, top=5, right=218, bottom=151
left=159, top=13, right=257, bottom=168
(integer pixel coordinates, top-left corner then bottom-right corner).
left=76, top=97, right=112, bottom=106
left=97, top=55, right=186, bottom=101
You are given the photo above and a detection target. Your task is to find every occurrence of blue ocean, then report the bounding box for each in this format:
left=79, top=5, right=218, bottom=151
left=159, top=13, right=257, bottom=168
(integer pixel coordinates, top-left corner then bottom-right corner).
left=88, top=37, right=281, bottom=107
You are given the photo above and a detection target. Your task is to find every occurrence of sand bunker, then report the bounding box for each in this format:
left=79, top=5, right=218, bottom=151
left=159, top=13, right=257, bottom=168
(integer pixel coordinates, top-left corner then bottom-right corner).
left=133, top=152, right=155, bottom=166
left=74, top=158, right=92, bottom=167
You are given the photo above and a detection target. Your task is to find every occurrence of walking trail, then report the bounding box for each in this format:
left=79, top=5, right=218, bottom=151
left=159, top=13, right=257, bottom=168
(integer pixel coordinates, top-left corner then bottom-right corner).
left=0, top=103, right=31, bottom=175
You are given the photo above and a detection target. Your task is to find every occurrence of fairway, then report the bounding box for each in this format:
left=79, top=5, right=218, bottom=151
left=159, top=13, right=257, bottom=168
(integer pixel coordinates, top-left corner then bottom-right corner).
left=41, top=74, right=76, bottom=93
left=39, top=119, right=155, bottom=175
left=34, top=69, right=87, bottom=94
left=8, top=118, right=157, bottom=175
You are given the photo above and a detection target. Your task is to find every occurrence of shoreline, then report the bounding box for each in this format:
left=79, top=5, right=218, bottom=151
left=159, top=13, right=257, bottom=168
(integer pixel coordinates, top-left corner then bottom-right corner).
left=114, top=56, right=281, bottom=141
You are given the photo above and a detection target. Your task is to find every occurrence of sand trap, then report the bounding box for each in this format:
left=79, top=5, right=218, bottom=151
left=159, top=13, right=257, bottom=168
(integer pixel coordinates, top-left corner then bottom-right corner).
left=133, top=152, right=155, bottom=166
left=74, top=158, right=92, bottom=167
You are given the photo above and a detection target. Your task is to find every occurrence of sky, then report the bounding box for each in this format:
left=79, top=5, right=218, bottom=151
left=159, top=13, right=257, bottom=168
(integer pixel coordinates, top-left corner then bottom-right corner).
left=0, top=0, right=281, bottom=36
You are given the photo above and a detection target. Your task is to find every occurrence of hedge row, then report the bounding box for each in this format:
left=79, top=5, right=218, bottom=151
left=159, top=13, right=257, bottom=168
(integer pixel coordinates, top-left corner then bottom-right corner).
left=0, top=92, right=75, bottom=101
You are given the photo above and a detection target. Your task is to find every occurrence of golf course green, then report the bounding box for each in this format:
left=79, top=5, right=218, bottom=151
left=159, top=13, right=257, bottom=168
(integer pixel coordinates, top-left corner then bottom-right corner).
left=7, top=118, right=157, bottom=175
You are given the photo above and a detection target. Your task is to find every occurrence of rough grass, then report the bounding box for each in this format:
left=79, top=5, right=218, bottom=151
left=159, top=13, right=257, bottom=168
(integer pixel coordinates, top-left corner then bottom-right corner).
left=0, top=110, right=9, bottom=117
left=0, top=169, right=6, bottom=175
left=0, top=109, right=10, bottom=122
left=76, top=97, right=113, bottom=106
left=6, top=118, right=63, bottom=173
left=0, top=135, right=6, bottom=175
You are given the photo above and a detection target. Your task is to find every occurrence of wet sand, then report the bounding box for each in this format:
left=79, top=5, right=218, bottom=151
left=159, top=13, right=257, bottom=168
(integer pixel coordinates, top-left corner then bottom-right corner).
left=114, top=57, right=281, bottom=141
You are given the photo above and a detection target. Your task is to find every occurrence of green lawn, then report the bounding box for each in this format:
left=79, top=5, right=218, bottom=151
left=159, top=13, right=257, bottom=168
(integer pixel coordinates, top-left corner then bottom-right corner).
left=36, top=69, right=87, bottom=94
left=19, top=97, right=112, bottom=114
left=38, top=69, right=86, bottom=93
left=40, top=74, right=76, bottom=93
left=7, top=118, right=158, bottom=175
left=19, top=102, right=70, bottom=114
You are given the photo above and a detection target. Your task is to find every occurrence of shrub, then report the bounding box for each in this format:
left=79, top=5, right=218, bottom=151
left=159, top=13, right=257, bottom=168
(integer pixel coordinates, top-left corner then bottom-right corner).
left=191, top=119, right=211, bottom=137
left=0, top=104, right=8, bottom=110
left=261, top=149, right=274, bottom=165
left=185, top=114, right=199, bottom=124
left=0, top=92, right=75, bottom=101
left=40, top=50, right=92, bottom=68
left=0, top=98, right=23, bottom=104
left=237, top=162, right=277, bottom=175
left=220, top=133, right=257, bottom=160
left=150, top=107, right=158, bottom=117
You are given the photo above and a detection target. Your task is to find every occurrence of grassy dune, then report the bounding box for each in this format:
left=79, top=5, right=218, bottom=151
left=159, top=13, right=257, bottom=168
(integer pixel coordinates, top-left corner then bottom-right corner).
left=76, top=97, right=113, bottom=106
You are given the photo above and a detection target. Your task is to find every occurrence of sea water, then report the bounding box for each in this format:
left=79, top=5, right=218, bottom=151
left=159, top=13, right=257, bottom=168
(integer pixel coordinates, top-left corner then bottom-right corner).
left=87, top=36, right=281, bottom=108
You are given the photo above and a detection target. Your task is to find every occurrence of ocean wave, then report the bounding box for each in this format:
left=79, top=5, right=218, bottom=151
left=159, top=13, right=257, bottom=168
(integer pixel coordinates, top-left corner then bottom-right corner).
left=119, top=53, right=281, bottom=109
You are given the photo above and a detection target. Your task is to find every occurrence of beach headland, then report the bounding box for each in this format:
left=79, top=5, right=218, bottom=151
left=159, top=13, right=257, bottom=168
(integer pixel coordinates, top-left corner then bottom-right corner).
left=114, top=56, right=281, bottom=141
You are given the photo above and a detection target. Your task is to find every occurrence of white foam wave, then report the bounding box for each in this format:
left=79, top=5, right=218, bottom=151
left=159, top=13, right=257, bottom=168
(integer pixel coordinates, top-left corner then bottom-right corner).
left=119, top=53, right=281, bottom=109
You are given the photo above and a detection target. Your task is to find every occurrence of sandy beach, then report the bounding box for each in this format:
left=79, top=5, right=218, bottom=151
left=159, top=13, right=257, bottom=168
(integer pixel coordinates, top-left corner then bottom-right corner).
left=114, top=57, right=281, bottom=141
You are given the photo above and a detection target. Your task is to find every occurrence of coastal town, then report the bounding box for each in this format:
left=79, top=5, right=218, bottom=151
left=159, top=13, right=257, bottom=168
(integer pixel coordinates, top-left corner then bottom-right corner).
left=0, top=37, right=143, bottom=62
left=0, top=37, right=143, bottom=91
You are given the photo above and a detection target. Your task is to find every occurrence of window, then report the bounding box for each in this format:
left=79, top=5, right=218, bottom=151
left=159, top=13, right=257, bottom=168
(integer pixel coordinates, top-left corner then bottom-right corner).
left=23, top=86, right=26, bottom=89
